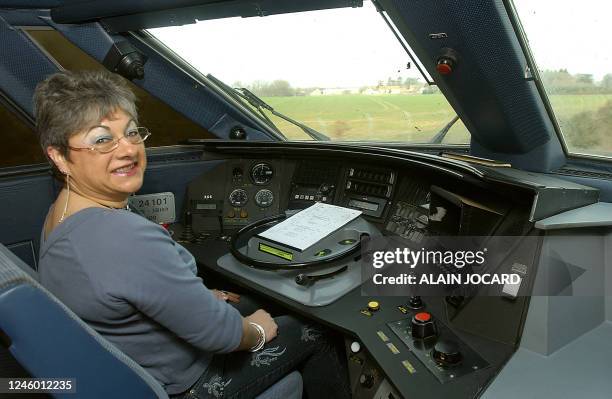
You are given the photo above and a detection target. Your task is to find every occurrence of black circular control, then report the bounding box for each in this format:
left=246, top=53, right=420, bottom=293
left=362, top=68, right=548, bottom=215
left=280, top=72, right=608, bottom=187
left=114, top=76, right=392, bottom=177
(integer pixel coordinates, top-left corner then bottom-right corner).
left=411, top=312, right=437, bottom=340
left=229, top=125, right=247, bottom=140
left=229, top=189, right=248, bottom=207
left=251, top=163, right=274, bottom=185
left=432, top=340, right=462, bottom=367
left=232, top=167, right=243, bottom=179
left=359, top=373, right=374, bottom=389
left=408, top=295, right=424, bottom=309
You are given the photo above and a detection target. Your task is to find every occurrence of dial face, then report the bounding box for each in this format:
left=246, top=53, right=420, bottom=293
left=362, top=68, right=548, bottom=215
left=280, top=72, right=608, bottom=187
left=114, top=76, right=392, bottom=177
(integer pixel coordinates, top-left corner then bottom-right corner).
left=228, top=188, right=248, bottom=207
left=232, top=167, right=244, bottom=180
left=251, top=163, right=274, bottom=185
left=254, top=189, right=274, bottom=208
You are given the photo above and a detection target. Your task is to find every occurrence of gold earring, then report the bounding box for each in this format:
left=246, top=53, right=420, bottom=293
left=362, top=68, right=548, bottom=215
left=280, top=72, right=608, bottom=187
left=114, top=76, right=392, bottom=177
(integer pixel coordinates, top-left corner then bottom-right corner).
left=59, top=172, right=70, bottom=224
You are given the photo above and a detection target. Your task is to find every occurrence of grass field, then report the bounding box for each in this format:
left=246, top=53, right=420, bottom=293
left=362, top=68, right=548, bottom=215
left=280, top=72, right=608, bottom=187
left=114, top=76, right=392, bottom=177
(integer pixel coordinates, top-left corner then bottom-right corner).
left=261, top=94, right=612, bottom=153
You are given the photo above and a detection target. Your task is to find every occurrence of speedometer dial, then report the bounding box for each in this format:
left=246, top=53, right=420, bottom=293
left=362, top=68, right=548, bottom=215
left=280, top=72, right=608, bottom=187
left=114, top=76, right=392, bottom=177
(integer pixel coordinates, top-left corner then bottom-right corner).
left=228, top=189, right=248, bottom=207
left=250, top=163, right=274, bottom=185
left=254, top=189, right=274, bottom=208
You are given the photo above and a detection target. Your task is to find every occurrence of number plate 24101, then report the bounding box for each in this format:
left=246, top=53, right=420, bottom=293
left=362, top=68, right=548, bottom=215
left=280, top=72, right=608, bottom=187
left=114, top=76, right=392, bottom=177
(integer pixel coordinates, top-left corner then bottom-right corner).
left=128, top=192, right=176, bottom=224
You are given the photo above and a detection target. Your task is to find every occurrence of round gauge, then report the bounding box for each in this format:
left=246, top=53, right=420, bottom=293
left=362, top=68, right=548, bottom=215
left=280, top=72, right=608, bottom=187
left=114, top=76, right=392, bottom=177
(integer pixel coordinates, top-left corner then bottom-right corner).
left=228, top=188, right=248, bottom=207
left=232, top=167, right=244, bottom=180
left=250, top=163, right=274, bottom=185
left=254, top=189, right=274, bottom=208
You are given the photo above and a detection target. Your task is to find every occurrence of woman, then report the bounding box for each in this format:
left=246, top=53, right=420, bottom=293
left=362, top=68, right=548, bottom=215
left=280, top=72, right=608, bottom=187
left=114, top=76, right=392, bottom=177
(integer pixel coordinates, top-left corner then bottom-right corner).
left=35, top=70, right=350, bottom=398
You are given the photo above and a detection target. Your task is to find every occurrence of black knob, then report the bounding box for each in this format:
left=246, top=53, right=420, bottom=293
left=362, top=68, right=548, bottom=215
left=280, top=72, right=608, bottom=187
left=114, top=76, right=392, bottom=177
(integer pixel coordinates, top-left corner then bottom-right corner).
left=411, top=312, right=437, bottom=340
left=436, top=47, right=459, bottom=76
left=408, top=295, right=424, bottom=309
left=359, top=373, right=374, bottom=389
left=295, top=274, right=314, bottom=287
left=229, top=125, right=247, bottom=140
left=432, top=340, right=462, bottom=367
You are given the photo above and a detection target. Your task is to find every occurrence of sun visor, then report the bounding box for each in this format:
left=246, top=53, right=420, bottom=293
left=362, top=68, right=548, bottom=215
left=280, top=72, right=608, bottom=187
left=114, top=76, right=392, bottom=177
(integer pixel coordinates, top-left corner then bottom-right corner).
left=51, top=0, right=363, bottom=32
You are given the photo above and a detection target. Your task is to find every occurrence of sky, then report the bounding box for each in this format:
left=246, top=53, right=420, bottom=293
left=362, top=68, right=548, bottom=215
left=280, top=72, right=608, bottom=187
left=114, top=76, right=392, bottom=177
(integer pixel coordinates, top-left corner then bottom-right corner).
left=151, top=1, right=423, bottom=88
left=513, top=0, right=611, bottom=81
left=150, top=0, right=612, bottom=88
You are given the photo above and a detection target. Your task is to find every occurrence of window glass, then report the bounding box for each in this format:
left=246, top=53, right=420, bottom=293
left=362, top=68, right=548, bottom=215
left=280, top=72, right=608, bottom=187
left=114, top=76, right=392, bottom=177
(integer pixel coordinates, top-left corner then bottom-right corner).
left=25, top=29, right=215, bottom=148
left=512, top=0, right=612, bottom=157
left=0, top=102, right=46, bottom=168
left=150, top=1, right=470, bottom=144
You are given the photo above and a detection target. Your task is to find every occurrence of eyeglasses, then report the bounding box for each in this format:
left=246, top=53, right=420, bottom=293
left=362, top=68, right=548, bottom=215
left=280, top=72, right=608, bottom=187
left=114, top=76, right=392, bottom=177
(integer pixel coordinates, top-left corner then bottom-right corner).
left=68, top=127, right=151, bottom=154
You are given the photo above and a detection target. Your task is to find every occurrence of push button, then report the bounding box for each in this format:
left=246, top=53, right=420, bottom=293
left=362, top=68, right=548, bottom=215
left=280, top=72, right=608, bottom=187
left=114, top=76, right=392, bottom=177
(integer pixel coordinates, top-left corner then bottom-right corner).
left=414, top=312, right=431, bottom=322
left=411, top=312, right=437, bottom=340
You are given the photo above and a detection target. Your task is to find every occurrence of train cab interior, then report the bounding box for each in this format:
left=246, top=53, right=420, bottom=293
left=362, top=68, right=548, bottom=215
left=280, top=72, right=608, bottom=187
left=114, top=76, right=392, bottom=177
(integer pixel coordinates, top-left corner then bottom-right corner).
left=0, top=0, right=611, bottom=398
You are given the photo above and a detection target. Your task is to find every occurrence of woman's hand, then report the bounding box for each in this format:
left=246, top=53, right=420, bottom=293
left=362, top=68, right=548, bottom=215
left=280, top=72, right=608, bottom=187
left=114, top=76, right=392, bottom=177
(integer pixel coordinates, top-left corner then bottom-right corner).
left=211, top=289, right=240, bottom=303
left=246, top=309, right=278, bottom=343
left=237, top=309, right=278, bottom=351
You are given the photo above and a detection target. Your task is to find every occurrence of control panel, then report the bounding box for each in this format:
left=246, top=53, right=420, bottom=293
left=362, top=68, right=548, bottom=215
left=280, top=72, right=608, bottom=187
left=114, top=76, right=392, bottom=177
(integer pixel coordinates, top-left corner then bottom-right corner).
left=288, top=161, right=339, bottom=209
left=339, top=166, right=396, bottom=219
left=387, top=301, right=488, bottom=383
left=185, top=160, right=285, bottom=236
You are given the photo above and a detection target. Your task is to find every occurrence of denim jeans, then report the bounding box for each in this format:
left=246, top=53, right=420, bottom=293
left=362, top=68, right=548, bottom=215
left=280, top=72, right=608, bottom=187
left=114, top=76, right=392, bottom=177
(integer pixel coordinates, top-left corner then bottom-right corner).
left=176, top=296, right=351, bottom=399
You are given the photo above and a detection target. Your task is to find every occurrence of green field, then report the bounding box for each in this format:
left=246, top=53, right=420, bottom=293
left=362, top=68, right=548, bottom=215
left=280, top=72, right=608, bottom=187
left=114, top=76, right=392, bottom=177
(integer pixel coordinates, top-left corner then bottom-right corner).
left=262, top=94, right=612, bottom=153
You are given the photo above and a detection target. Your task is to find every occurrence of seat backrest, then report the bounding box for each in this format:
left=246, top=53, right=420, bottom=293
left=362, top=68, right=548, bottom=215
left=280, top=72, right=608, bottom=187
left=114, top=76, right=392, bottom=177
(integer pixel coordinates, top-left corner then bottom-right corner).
left=1, top=245, right=39, bottom=281
left=0, top=244, right=169, bottom=399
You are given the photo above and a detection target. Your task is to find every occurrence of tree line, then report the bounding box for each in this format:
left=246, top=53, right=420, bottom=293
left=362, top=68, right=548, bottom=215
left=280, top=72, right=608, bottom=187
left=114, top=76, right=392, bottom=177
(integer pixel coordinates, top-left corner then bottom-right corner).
left=540, top=69, right=612, bottom=94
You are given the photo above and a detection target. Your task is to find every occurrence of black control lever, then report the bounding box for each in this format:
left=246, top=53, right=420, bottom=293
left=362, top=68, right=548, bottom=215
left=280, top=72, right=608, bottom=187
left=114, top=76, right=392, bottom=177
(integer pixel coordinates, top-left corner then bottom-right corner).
left=178, top=211, right=195, bottom=243
left=295, top=265, right=348, bottom=287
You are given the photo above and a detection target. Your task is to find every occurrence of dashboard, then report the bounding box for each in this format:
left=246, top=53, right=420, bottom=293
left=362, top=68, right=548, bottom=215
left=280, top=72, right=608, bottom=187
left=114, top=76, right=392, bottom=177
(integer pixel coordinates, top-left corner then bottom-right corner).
left=177, top=141, right=599, bottom=399
left=186, top=154, right=531, bottom=242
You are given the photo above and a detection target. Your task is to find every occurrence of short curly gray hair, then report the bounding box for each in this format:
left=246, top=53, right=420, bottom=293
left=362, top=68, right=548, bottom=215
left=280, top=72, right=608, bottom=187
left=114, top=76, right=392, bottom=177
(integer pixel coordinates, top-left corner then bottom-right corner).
left=33, top=69, right=137, bottom=161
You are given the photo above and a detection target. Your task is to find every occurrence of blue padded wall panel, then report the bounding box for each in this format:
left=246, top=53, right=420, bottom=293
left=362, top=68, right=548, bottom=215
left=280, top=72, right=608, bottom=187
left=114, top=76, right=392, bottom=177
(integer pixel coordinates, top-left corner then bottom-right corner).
left=0, top=1, right=59, bottom=7
left=0, top=9, right=50, bottom=26
left=40, top=17, right=272, bottom=140
left=0, top=16, right=59, bottom=116
left=385, top=0, right=564, bottom=170
left=0, top=174, right=55, bottom=268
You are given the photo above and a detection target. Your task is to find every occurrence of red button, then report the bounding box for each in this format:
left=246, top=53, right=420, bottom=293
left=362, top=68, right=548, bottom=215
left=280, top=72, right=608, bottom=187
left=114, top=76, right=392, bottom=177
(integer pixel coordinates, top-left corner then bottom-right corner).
left=436, top=63, right=452, bottom=75
left=414, top=312, right=431, bottom=322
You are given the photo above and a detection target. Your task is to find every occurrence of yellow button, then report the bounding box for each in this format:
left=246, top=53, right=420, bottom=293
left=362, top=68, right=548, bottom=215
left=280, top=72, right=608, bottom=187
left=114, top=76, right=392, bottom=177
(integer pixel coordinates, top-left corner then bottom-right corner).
left=368, top=301, right=380, bottom=312
left=227, top=210, right=235, bottom=218
left=240, top=209, right=248, bottom=218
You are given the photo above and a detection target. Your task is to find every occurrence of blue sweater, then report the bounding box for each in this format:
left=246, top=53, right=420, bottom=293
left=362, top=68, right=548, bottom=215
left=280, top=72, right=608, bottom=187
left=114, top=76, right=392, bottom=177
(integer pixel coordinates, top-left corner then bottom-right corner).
left=39, top=208, right=242, bottom=394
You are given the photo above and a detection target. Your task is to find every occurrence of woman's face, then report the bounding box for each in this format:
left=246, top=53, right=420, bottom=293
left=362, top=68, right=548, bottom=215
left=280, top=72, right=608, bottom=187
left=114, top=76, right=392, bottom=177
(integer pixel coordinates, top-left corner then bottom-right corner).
left=55, top=109, right=147, bottom=202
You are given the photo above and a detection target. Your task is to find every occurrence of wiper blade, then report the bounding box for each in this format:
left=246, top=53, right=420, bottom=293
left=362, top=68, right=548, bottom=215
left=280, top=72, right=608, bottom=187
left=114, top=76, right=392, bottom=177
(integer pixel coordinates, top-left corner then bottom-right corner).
left=234, top=88, right=286, bottom=138
left=429, top=115, right=460, bottom=144
left=236, top=88, right=330, bottom=141
left=206, top=74, right=287, bottom=140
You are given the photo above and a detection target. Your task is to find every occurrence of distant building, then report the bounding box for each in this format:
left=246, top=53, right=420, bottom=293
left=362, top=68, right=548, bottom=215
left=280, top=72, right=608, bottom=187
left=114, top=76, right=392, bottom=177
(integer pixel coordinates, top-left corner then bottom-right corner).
left=308, top=87, right=360, bottom=96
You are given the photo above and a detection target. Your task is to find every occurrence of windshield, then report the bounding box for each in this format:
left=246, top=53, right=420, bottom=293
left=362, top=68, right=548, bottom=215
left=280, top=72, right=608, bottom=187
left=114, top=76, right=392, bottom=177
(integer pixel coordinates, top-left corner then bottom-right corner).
left=512, top=0, right=612, bottom=158
left=149, top=1, right=470, bottom=144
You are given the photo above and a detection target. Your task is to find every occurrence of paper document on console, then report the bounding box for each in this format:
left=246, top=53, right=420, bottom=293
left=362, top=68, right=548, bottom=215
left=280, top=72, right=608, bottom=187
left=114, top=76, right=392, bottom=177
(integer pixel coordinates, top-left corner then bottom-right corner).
left=257, top=202, right=362, bottom=251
